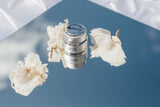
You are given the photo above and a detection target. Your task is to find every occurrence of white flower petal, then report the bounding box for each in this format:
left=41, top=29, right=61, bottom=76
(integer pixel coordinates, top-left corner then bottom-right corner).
left=9, top=53, right=48, bottom=96
left=90, top=28, right=127, bottom=66
left=47, top=19, right=68, bottom=68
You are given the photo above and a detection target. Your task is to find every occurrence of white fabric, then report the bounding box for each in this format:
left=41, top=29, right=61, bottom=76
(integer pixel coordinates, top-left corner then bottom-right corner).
left=89, top=0, right=160, bottom=30
left=0, top=0, right=62, bottom=41
left=90, top=28, right=127, bottom=66
left=47, top=19, right=68, bottom=68
left=9, top=53, right=48, bottom=96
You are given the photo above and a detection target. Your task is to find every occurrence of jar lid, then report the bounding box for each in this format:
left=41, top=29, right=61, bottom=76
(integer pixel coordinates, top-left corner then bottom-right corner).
left=66, top=24, right=84, bottom=36
left=63, top=24, right=87, bottom=45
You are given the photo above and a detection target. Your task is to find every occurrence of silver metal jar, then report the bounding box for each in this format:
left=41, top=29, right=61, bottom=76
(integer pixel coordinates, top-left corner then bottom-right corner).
left=63, top=24, right=88, bottom=69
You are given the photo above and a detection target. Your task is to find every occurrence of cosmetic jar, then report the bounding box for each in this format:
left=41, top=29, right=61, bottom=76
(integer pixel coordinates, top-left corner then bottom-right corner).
left=63, top=24, right=88, bottom=69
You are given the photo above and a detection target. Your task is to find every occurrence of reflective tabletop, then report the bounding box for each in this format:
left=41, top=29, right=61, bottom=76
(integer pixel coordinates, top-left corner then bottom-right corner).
left=0, top=0, right=160, bottom=107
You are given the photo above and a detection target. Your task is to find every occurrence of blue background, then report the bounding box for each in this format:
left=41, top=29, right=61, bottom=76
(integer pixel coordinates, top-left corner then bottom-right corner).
left=0, top=0, right=160, bottom=107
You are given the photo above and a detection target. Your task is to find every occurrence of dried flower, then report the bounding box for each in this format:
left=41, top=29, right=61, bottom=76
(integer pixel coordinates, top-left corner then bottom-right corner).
left=9, top=53, right=48, bottom=96
left=47, top=19, right=68, bottom=67
left=90, top=28, right=126, bottom=66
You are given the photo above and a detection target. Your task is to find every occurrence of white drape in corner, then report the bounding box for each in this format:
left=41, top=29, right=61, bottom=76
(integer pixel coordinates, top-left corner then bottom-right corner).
left=89, top=0, right=160, bottom=30
left=0, top=0, right=62, bottom=41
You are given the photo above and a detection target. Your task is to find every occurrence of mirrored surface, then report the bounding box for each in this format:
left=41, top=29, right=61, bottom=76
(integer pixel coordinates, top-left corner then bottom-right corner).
left=0, top=0, right=160, bottom=107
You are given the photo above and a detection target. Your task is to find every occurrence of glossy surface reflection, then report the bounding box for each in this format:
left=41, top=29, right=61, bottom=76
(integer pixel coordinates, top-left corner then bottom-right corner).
left=0, top=0, right=160, bottom=107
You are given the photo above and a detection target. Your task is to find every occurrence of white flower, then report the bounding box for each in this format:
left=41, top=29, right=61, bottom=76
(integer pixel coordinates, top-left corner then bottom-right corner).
left=90, top=28, right=127, bottom=66
left=9, top=53, right=48, bottom=96
left=47, top=19, right=68, bottom=67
